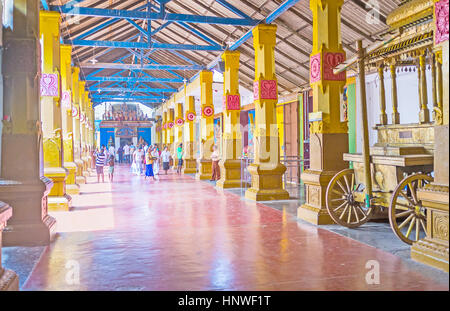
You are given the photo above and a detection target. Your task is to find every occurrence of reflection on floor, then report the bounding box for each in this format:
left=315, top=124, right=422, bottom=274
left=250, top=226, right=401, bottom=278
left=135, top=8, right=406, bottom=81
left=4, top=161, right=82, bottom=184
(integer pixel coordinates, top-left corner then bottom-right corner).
left=2, top=164, right=448, bottom=290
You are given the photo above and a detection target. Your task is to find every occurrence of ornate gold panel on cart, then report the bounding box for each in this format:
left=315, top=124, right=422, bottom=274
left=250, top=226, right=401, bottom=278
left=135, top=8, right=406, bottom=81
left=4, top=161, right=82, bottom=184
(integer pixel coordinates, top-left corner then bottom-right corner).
left=324, top=0, right=440, bottom=245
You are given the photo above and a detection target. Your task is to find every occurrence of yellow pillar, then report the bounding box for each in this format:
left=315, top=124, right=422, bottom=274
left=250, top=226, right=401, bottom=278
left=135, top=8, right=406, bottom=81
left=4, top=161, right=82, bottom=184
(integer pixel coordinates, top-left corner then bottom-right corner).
left=217, top=51, right=242, bottom=189
left=412, top=0, right=449, bottom=272
left=79, top=82, right=89, bottom=175
left=183, top=96, right=197, bottom=174
left=60, top=44, right=80, bottom=195
left=174, top=103, right=184, bottom=166
left=72, top=67, right=86, bottom=184
left=298, top=0, right=349, bottom=223
left=168, top=108, right=175, bottom=152
left=244, top=24, right=289, bottom=201
left=154, top=115, right=161, bottom=146
left=39, top=11, right=72, bottom=211
left=196, top=71, right=214, bottom=180
left=0, top=0, right=56, bottom=246
left=86, top=100, right=94, bottom=169
left=162, top=111, right=167, bottom=146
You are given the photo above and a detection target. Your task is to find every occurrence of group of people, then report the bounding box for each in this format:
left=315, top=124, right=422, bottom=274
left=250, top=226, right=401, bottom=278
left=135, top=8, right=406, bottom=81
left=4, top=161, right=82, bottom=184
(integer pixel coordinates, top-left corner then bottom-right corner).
left=93, top=145, right=116, bottom=183
left=93, top=142, right=222, bottom=183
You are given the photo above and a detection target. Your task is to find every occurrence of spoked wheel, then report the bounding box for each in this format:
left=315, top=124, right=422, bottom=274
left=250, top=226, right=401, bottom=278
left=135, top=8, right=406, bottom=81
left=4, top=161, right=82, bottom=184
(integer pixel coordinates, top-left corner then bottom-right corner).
left=326, top=169, right=373, bottom=228
left=389, top=173, right=433, bottom=245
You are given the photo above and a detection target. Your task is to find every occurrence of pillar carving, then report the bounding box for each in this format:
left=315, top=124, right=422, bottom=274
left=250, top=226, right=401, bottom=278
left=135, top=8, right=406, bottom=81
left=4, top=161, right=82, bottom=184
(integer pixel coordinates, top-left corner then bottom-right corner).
left=71, top=67, right=86, bottom=184
left=244, top=24, right=289, bottom=201
left=183, top=96, right=197, bottom=174
left=217, top=51, right=243, bottom=189
left=60, top=44, right=79, bottom=195
left=298, top=0, right=348, bottom=223
left=196, top=71, right=214, bottom=180
left=412, top=0, right=449, bottom=272
left=39, top=11, right=71, bottom=211
left=0, top=0, right=56, bottom=246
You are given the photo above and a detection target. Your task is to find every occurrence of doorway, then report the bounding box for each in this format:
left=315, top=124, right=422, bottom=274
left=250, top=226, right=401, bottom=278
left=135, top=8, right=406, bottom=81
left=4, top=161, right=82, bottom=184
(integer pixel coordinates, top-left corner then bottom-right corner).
left=120, top=137, right=133, bottom=147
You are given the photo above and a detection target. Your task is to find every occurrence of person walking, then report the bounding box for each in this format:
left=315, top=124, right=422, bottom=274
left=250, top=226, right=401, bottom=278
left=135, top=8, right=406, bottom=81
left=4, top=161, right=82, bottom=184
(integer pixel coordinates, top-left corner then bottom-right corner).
left=151, top=145, right=160, bottom=177
left=95, top=147, right=107, bottom=183
left=107, top=153, right=115, bottom=182
left=161, top=146, right=171, bottom=175
left=134, top=145, right=145, bottom=176
left=145, top=147, right=156, bottom=181
left=210, top=145, right=221, bottom=181
left=118, top=145, right=124, bottom=163
left=176, top=143, right=183, bottom=175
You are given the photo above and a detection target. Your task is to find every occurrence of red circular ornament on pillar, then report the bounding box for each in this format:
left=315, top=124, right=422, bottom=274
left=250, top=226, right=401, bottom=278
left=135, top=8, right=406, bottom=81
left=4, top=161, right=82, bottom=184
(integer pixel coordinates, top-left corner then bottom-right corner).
left=176, top=118, right=185, bottom=126
left=168, top=122, right=174, bottom=128
left=186, top=112, right=195, bottom=121
left=203, top=106, right=214, bottom=117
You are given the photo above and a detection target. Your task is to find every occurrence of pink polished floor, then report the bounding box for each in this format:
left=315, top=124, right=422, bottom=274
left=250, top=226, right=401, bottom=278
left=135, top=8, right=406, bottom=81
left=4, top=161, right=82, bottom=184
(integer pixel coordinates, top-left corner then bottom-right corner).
left=23, top=165, right=448, bottom=291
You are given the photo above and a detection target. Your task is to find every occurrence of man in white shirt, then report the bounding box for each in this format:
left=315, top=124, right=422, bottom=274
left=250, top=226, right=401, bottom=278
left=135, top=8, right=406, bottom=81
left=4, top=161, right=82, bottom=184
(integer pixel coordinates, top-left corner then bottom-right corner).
left=161, top=146, right=171, bottom=175
left=123, top=144, right=130, bottom=163
left=108, top=145, right=115, bottom=160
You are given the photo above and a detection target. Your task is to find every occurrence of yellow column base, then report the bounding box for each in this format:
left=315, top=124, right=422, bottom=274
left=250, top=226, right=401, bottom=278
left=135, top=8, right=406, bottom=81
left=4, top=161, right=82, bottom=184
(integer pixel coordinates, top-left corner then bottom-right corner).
left=183, top=159, right=197, bottom=174
left=196, top=159, right=212, bottom=180
left=82, top=156, right=90, bottom=177
left=245, top=163, right=289, bottom=201
left=297, top=169, right=336, bottom=225
left=216, top=159, right=243, bottom=189
left=411, top=184, right=449, bottom=272
left=75, top=159, right=86, bottom=184
left=64, top=162, right=80, bottom=195
left=44, top=167, right=72, bottom=212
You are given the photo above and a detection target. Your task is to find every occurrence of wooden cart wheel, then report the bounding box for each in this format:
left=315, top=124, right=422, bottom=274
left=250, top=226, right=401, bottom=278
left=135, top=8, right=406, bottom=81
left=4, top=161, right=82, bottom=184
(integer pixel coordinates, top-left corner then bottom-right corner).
left=326, top=169, right=373, bottom=228
left=389, top=173, right=433, bottom=245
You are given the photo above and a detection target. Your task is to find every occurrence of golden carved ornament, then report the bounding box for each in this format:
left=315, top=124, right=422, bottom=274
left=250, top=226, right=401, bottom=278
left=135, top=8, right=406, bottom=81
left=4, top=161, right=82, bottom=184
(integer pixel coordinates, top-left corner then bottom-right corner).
left=387, top=0, right=434, bottom=29
left=433, top=214, right=449, bottom=240
left=433, top=107, right=444, bottom=125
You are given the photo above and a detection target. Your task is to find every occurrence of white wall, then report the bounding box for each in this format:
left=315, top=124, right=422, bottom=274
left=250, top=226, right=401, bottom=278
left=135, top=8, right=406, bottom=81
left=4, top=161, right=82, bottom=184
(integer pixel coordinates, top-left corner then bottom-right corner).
left=355, top=66, right=435, bottom=152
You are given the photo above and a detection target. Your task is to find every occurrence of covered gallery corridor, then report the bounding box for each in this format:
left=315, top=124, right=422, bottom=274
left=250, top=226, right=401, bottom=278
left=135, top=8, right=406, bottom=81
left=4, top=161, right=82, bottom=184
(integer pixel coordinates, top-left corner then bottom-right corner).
left=0, top=0, right=449, bottom=292
left=11, top=165, right=447, bottom=291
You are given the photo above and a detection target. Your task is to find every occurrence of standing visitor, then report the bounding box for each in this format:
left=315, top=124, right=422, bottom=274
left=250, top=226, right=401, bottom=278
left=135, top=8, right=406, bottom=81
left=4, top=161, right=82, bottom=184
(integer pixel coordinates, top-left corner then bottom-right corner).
left=151, top=145, right=160, bottom=177
left=134, top=146, right=145, bottom=176
left=118, top=145, right=124, bottom=163
left=161, top=146, right=171, bottom=175
left=107, top=154, right=115, bottom=182
left=95, top=147, right=107, bottom=183
left=210, top=145, right=221, bottom=181
left=108, top=144, right=115, bottom=161
left=145, top=147, right=156, bottom=181
left=124, top=143, right=130, bottom=164
left=176, top=143, right=183, bottom=175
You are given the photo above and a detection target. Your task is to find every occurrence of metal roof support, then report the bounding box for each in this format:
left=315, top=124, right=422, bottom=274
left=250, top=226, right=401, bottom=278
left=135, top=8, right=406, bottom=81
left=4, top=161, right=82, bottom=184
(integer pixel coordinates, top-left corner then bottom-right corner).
left=65, top=39, right=225, bottom=51
left=50, top=5, right=260, bottom=26
left=80, top=63, right=204, bottom=71
left=86, top=77, right=185, bottom=83
left=215, top=0, right=253, bottom=19
left=90, top=87, right=178, bottom=93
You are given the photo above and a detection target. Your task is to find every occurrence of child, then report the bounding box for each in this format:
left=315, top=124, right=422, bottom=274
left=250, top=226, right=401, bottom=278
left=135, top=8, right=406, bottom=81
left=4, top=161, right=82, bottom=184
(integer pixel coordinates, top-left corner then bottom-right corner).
left=108, top=154, right=115, bottom=182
